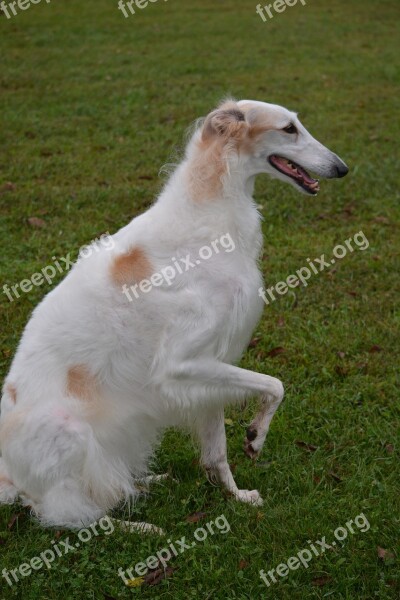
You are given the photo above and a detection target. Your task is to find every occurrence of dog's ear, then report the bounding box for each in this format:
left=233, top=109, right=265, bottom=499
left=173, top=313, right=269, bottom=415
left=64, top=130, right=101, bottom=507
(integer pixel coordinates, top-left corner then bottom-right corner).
left=202, top=106, right=247, bottom=142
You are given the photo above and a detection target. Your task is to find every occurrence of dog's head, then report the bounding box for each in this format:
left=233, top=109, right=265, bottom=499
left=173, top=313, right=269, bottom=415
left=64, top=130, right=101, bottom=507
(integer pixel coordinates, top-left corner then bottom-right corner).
left=200, top=99, right=348, bottom=195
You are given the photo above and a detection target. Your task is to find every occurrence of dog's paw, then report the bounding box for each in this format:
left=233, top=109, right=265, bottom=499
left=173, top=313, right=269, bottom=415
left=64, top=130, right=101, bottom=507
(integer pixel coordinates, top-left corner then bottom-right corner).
left=243, top=436, right=259, bottom=459
left=244, top=426, right=267, bottom=459
left=234, top=489, right=263, bottom=506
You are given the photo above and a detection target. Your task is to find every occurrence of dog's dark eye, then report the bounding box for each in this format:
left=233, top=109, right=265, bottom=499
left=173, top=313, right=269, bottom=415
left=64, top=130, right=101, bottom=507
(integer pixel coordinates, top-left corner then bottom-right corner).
left=282, top=123, right=297, bottom=134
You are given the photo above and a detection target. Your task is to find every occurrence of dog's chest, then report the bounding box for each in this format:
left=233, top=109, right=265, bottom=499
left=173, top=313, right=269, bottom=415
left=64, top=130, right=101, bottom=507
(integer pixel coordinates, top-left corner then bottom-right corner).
left=203, top=259, right=264, bottom=362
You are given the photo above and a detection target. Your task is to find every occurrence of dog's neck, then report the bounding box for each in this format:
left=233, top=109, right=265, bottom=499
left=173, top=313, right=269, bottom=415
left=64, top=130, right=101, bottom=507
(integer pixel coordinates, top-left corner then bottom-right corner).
left=155, top=156, right=262, bottom=260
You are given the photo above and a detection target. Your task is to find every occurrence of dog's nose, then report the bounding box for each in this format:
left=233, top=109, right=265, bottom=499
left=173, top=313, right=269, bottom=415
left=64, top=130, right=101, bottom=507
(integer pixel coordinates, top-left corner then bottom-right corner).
left=335, top=161, right=349, bottom=178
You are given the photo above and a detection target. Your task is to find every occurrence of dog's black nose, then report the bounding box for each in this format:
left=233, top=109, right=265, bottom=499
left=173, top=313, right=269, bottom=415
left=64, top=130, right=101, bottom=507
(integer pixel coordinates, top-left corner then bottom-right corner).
left=336, top=162, right=349, bottom=178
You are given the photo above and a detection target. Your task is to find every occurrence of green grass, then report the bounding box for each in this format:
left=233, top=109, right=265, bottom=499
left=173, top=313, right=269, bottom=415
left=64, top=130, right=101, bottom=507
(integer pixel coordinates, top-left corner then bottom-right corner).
left=0, top=0, right=399, bottom=598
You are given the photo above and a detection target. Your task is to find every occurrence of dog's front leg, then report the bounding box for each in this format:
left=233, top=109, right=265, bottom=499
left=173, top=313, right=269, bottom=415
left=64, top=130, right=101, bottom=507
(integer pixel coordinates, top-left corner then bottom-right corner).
left=159, top=357, right=284, bottom=504
left=193, top=408, right=263, bottom=506
left=244, top=393, right=284, bottom=459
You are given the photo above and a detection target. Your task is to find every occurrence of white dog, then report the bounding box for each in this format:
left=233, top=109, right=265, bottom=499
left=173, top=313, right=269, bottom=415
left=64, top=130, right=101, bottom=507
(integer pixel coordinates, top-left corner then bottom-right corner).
left=0, top=99, right=348, bottom=528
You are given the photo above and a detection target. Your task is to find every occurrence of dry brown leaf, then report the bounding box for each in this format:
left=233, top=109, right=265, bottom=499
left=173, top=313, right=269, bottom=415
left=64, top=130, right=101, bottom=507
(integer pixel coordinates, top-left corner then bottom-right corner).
left=335, top=365, right=348, bottom=377
left=312, top=576, right=332, bottom=586
left=267, top=346, right=286, bottom=358
left=0, top=181, right=16, bottom=193
left=295, top=440, right=318, bottom=453
left=28, top=217, right=46, bottom=228
left=7, top=512, right=25, bottom=530
left=369, top=345, right=383, bottom=353
left=377, top=547, right=395, bottom=561
left=186, top=511, right=207, bottom=523
left=248, top=337, right=260, bottom=348
left=144, top=566, right=175, bottom=586
left=238, top=559, right=249, bottom=570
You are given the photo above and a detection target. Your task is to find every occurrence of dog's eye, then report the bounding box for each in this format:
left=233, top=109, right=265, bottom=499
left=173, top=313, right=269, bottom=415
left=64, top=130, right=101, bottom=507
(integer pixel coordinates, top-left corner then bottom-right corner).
left=282, top=123, right=297, bottom=134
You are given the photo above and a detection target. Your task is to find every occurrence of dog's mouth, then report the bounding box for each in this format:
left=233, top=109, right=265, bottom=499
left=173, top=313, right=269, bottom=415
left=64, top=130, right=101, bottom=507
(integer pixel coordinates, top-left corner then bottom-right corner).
left=268, top=155, right=320, bottom=195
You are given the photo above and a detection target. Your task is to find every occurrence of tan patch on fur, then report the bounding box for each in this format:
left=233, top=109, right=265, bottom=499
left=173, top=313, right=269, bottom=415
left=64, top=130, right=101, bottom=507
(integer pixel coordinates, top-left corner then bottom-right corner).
left=6, top=384, right=17, bottom=405
left=66, top=365, right=108, bottom=421
left=67, top=365, right=98, bottom=403
left=0, top=409, right=26, bottom=444
left=0, top=474, right=13, bottom=487
left=110, top=247, right=153, bottom=286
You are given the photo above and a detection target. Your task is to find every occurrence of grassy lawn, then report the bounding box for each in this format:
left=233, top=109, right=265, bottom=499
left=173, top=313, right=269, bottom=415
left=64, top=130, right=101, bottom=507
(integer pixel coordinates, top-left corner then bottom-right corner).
left=0, top=0, right=399, bottom=598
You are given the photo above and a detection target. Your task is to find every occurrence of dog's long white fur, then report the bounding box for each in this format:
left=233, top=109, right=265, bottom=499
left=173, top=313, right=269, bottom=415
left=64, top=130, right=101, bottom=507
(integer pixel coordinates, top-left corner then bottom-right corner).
left=0, top=99, right=348, bottom=528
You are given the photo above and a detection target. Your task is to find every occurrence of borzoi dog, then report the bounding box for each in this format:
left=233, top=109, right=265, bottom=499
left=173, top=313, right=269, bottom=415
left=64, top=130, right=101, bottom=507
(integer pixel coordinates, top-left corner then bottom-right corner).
left=0, top=99, right=348, bottom=528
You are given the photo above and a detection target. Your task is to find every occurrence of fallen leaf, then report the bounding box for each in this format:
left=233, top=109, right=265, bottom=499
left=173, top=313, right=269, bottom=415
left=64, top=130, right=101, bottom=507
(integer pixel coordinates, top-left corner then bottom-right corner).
left=186, top=511, right=207, bottom=523
left=248, top=337, right=260, bottom=348
left=312, top=576, right=332, bottom=586
left=295, top=441, right=318, bottom=453
left=126, top=577, right=145, bottom=588
left=238, top=559, right=249, bottom=570
left=342, top=204, right=355, bottom=216
left=27, top=217, right=46, bottom=228
left=277, top=316, right=285, bottom=327
left=356, top=362, right=368, bottom=371
left=369, top=345, right=383, bottom=353
left=372, top=216, right=389, bottom=224
left=377, top=547, right=395, bottom=561
left=347, top=291, right=358, bottom=297
left=337, top=351, right=345, bottom=359
left=313, top=475, right=321, bottom=484
left=335, top=365, right=348, bottom=377
left=7, top=512, right=25, bottom=530
left=54, top=530, right=64, bottom=539
left=144, top=566, right=175, bottom=586
left=0, top=181, right=16, bottom=193
left=267, top=346, right=286, bottom=358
